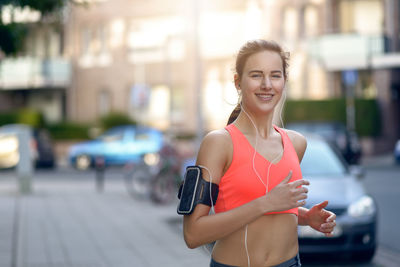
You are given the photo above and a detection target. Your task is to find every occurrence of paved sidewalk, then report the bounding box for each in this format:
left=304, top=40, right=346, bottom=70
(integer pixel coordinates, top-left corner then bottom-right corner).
left=0, top=170, right=210, bottom=267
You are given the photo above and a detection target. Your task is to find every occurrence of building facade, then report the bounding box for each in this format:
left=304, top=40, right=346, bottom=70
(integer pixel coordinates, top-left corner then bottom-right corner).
left=0, top=5, right=70, bottom=124
left=65, top=0, right=399, bottom=154
left=273, top=0, right=400, bottom=154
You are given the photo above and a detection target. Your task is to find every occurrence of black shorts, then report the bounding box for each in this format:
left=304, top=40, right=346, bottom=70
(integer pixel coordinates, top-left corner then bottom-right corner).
left=210, top=253, right=301, bottom=267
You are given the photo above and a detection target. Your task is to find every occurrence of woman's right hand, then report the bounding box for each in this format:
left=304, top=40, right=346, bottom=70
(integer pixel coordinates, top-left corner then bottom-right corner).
left=262, top=170, right=310, bottom=213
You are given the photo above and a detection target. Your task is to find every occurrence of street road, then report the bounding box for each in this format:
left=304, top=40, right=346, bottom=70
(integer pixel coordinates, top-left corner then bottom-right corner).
left=1, top=161, right=399, bottom=267
left=362, top=163, right=400, bottom=267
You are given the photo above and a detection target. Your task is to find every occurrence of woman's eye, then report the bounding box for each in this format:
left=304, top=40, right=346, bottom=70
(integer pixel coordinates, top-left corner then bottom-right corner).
left=272, top=75, right=282, bottom=79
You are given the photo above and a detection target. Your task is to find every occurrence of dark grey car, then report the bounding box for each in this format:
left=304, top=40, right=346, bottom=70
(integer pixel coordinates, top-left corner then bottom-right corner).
left=287, top=121, right=362, bottom=165
left=298, top=135, right=377, bottom=262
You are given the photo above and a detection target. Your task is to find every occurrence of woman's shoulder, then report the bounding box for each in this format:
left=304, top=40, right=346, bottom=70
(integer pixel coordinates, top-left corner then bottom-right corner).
left=201, top=128, right=232, bottom=149
left=281, top=128, right=306, bottom=143
left=281, top=128, right=307, bottom=162
left=196, top=128, right=233, bottom=181
left=197, top=128, right=232, bottom=160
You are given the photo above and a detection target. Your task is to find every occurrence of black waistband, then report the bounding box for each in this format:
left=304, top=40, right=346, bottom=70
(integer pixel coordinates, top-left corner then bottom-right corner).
left=210, top=253, right=301, bottom=267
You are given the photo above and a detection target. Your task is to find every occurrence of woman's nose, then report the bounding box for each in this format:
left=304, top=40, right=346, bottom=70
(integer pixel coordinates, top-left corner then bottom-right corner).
left=261, top=76, right=272, bottom=89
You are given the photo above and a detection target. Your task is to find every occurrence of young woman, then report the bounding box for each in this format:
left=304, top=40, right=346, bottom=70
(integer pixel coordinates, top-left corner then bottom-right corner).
left=183, top=40, right=336, bottom=267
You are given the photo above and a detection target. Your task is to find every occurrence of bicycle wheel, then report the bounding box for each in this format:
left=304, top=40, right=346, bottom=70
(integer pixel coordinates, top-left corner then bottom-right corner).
left=150, top=171, right=177, bottom=204
left=125, top=163, right=152, bottom=200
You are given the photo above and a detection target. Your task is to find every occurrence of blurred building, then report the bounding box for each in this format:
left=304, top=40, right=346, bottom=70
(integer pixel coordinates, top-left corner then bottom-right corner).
left=0, top=5, right=70, bottom=124
left=65, top=0, right=247, bottom=133
left=65, top=0, right=399, bottom=154
left=272, top=0, right=400, bottom=154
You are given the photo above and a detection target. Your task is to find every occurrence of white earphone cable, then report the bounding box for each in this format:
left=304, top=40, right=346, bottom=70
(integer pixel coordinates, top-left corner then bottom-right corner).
left=197, top=90, right=286, bottom=266
left=239, top=101, right=284, bottom=267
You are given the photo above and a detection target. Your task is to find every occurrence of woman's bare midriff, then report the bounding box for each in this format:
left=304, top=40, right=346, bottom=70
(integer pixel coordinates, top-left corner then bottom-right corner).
left=212, top=213, right=299, bottom=267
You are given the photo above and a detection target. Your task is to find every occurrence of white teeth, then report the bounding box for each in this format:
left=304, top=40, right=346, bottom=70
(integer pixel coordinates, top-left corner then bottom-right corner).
left=256, top=94, right=273, bottom=100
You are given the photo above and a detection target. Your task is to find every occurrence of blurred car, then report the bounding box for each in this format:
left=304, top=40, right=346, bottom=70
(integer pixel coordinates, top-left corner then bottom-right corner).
left=68, top=125, right=164, bottom=170
left=298, top=135, right=377, bottom=262
left=394, top=139, right=400, bottom=164
left=0, top=124, right=55, bottom=169
left=286, top=121, right=362, bottom=165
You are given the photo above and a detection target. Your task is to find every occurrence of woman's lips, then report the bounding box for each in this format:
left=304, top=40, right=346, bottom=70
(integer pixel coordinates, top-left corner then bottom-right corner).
left=255, top=93, right=274, bottom=101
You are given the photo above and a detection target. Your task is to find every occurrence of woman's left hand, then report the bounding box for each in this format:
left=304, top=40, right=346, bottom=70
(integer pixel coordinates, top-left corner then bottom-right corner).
left=306, top=200, right=336, bottom=237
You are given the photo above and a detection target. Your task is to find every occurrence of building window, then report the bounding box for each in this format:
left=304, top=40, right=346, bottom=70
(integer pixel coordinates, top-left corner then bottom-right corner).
left=304, top=5, right=319, bottom=37
left=127, top=16, right=185, bottom=64
left=109, top=18, right=125, bottom=49
left=81, top=28, right=92, bottom=56
left=283, top=7, right=299, bottom=41
left=80, top=25, right=111, bottom=67
left=339, top=0, right=383, bottom=34
left=98, top=90, right=111, bottom=116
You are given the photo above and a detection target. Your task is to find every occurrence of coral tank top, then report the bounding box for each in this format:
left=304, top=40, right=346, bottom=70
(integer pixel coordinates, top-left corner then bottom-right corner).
left=214, top=123, right=302, bottom=216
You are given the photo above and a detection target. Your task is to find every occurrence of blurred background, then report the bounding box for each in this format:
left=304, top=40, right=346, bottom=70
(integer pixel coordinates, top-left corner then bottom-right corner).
left=0, top=0, right=399, bottom=156
left=0, top=0, right=399, bottom=267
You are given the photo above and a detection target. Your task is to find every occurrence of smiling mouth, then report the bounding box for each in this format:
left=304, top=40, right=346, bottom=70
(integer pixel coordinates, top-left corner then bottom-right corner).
left=255, top=94, right=274, bottom=101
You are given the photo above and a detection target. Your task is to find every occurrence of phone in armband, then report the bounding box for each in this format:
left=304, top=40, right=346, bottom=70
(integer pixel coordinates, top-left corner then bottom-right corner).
left=177, top=166, right=219, bottom=215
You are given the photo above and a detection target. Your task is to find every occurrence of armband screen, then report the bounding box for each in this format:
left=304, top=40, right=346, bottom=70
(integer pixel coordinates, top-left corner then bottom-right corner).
left=177, top=166, right=218, bottom=215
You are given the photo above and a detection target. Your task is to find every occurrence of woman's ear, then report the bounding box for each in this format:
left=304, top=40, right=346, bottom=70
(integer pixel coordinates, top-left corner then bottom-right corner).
left=234, top=74, right=241, bottom=91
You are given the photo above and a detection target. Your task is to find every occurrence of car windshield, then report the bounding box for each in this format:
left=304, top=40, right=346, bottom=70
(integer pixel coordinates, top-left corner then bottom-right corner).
left=98, top=128, right=124, bottom=142
left=134, top=128, right=152, bottom=141
left=300, top=138, right=347, bottom=176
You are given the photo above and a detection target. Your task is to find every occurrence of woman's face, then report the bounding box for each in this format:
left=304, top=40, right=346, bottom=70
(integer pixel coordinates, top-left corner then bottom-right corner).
left=237, top=50, right=285, bottom=115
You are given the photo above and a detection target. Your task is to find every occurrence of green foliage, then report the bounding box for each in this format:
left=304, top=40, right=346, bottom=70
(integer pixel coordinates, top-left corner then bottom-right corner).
left=284, top=99, right=347, bottom=123
left=355, top=99, right=381, bottom=137
left=47, top=122, right=90, bottom=140
left=0, top=23, right=27, bottom=55
left=0, top=108, right=91, bottom=140
left=0, top=111, right=17, bottom=126
left=16, top=108, right=45, bottom=127
left=18, top=0, right=65, bottom=15
left=284, top=98, right=381, bottom=137
left=99, top=112, right=136, bottom=130
left=0, top=0, right=66, bottom=55
left=0, top=108, right=44, bottom=128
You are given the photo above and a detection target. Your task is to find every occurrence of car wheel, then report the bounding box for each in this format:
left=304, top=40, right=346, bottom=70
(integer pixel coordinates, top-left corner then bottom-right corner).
left=75, top=154, right=91, bottom=170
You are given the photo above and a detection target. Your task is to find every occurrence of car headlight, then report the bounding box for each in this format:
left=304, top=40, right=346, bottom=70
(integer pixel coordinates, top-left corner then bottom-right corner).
left=0, top=136, right=18, bottom=154
left=143, top=153, right=160, bottom=166
left=395, top=140, right=400, bottom=152
left=348, top=196, right=376, bottom=218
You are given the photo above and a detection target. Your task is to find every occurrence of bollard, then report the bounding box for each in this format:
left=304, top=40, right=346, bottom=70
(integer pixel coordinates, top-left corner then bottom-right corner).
left=17, top=126, right=33, bottom=194
left=95, top=156, right=105, bottom=192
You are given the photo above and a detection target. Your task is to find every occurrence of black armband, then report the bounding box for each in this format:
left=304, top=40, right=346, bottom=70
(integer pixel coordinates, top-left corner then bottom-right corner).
left=177, top=166, right=219, bottom=215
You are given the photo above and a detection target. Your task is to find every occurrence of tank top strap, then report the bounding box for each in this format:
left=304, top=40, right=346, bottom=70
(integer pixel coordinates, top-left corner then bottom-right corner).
left=224, top=123, right=251, bottom=157
left=224, top=123, right=241, bottom=147
left=273, top=125, right=290, bottom=144
left=273, top=125, right=300, bottom=163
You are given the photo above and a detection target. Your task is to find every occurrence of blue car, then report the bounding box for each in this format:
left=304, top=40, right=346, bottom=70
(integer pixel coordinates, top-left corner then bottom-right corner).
left=68, top=125, right=164, bottom=170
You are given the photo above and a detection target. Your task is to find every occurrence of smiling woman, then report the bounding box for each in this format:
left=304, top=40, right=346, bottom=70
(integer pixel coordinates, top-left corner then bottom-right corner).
left=179, top=40, right=337, bottom=267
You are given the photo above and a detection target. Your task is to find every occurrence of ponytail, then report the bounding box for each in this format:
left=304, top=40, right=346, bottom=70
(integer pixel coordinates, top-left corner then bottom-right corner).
left=227, top=103, right=241, bottom=125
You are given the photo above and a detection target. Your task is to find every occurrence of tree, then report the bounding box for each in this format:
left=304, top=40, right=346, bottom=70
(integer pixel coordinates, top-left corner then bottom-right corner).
left=0, top=0, right=66, bottom=56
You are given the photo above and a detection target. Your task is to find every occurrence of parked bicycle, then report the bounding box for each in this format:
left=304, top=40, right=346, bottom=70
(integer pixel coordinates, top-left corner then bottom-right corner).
left=124, top=143, right=184, bottom=204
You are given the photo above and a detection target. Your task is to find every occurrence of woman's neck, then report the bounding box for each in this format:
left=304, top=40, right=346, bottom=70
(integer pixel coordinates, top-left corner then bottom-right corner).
left=235, top=110, right=275, bottom=139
